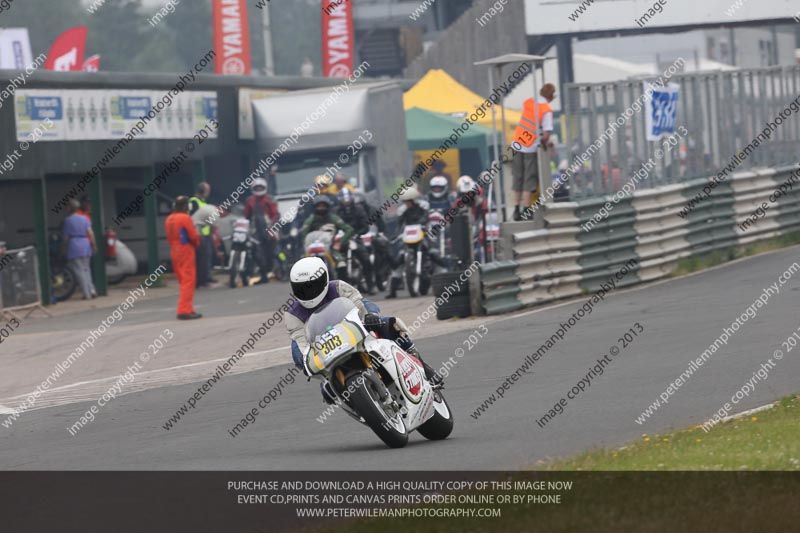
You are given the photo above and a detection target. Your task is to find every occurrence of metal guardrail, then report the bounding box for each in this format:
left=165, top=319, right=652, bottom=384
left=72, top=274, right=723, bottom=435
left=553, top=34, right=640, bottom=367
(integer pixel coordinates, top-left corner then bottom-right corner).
left=0, top=246, right=48, bottom=320
left=478, top=165, right=800, bottom=315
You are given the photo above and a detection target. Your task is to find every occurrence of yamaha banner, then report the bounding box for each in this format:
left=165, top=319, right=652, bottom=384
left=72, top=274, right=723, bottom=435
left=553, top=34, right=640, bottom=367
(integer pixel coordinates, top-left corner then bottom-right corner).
left=44, top=26, right=88, bottom=71
left=321, top=0, right=354, bottom=78
left=212, top=0, right=252, bottom=75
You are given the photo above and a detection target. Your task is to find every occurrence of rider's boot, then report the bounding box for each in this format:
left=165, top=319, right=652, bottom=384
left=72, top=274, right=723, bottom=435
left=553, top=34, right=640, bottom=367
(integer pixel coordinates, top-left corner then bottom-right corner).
left=406, top=344, right=443, bottom=387
left=365, top=271, right=376, bottom=296
left=320, top=382, right=337, bottom=405
left=386, top=276, right=400, bottom=299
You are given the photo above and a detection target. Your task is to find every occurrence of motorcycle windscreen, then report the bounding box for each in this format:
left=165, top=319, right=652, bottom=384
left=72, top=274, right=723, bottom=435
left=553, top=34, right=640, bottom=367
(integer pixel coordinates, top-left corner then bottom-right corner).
left=305, top=298, right=366, bottom=373
left=304, top=230, right=333, bottom=249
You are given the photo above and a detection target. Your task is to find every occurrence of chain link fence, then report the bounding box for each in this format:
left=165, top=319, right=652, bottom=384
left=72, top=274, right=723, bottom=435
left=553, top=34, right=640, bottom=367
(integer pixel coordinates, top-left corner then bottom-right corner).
left=560, top=66, right=800, bottom=200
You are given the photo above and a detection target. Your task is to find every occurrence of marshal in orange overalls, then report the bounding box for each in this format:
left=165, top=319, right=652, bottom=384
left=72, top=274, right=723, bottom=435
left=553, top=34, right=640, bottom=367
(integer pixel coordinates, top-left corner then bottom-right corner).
left=165, top=212, right=200, bottom=316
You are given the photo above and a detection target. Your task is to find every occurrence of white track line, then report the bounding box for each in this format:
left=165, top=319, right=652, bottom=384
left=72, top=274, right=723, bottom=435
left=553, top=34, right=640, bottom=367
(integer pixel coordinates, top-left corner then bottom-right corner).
left=721, top=402, right=776, bottom=423
left=0, top=345, right=289, bottom=402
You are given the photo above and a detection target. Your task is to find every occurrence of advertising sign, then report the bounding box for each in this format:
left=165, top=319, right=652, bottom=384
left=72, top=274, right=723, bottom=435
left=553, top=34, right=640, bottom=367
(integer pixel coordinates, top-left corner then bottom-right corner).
left=321, top=0, right=354, bottom=78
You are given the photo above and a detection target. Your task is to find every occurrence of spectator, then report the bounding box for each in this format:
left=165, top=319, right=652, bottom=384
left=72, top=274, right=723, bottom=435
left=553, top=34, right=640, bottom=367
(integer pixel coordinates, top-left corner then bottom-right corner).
left=166, top=196, right=202, bottom=320
left=63, top=199, right=97, bottom=300
left=300, top=57, right=314, bottom=77
left=189, top=182, right=215, bottom=287
left=77, top=195, right=92, bottom=223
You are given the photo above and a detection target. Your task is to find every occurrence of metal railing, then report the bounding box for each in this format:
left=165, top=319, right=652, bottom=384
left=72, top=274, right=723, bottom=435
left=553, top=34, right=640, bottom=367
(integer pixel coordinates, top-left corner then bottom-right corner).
left=561, top=66, right=800, bottom=200
left=0, top=246, right=48, bottom=320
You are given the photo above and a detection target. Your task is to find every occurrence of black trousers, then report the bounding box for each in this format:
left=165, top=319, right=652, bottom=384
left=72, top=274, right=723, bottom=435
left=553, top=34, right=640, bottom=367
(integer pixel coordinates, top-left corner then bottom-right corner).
left=256, top=235, right=275, bottom=277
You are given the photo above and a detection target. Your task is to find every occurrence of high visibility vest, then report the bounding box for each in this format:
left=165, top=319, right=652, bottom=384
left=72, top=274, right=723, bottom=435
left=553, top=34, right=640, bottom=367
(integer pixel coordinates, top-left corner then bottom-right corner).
left=513, top=99, right=553, bottom=147
left=189, top=197, right=212, bottom=236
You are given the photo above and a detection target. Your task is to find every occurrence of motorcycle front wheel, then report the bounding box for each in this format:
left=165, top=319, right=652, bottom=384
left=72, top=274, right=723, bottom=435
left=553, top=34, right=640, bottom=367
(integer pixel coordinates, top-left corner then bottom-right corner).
left=417, top=390, right=453, bottom=441
left=229, top=250, right=242, bottom=288
left=346, top=372, right=408, bottom=449
left=51, top=266, right=77, bottom=302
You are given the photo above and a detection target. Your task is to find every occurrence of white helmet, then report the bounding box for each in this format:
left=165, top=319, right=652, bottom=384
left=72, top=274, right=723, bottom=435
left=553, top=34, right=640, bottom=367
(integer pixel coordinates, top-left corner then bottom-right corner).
left=290, top=257, right=329, bottom=309
left=429, top=176, right=449, bottom=199
left=456, top=175, right=475, bottom=194
left=399, top=187, right=421, bottom=203
left=251, top=178, right=267, bottom=196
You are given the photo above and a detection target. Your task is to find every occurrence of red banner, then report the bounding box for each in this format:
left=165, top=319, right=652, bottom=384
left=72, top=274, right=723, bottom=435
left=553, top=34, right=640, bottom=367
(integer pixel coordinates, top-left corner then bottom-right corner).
left=82, top=54, right=100, bottom=72
left=212, top=0, right=252, bottom=75
left=45, top=26, right=88, bottom=71
left=321, top=0, right=354, bottom=78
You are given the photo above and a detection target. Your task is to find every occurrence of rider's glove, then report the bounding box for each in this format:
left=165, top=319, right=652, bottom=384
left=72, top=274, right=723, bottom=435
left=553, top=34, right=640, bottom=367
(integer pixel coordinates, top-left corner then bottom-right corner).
left=363, top=313, right=382, bottom=327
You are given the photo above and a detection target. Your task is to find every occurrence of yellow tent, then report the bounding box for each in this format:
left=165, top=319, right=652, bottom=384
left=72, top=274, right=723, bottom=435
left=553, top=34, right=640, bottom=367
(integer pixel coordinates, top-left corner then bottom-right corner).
left=403, top=69, right=523, bottom=144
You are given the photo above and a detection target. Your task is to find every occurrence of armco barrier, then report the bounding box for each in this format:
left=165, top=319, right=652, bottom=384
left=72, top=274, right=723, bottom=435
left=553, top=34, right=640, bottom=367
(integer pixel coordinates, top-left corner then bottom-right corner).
left=478, top=165, right=800, bottom=315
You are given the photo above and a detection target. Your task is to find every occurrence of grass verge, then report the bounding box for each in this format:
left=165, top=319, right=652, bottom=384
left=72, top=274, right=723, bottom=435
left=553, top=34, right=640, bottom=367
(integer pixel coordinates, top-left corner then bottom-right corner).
left=671, top=230, right=800, bottom=277
left=324, top=395, right=800, bottom=532
left=541, top=394, right=800, bottom=471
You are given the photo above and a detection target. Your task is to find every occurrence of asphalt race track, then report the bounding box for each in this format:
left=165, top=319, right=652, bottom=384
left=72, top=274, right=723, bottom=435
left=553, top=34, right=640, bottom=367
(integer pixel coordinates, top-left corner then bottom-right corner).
left=2, top=246, right=799, bottom=470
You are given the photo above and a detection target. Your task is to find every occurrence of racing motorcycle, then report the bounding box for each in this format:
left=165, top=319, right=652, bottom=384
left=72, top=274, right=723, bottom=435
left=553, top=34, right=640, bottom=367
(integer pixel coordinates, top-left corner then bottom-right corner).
left=274, top=225, right=299, bottom=282
left=303, top=297, right=453, bottom=448
left=427, top=211, right=450, bottom=273
left=401, top=223, right=433, bottom=297
left=333, top=230, right=369, bottom=292
left=225, top=218, right=258, bottom=288
left=360, top=229, right=390, bottom=292
left=304, top=224, right=337, bottom=279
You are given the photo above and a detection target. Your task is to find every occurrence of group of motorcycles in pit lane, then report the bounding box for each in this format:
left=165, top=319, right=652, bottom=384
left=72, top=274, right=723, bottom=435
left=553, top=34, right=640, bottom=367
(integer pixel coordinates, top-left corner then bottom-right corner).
left=223, top=175, right=498, bottom=298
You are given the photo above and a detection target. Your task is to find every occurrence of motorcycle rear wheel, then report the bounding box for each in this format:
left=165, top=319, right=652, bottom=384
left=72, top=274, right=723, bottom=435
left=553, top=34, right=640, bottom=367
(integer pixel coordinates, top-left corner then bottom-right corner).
left=346, top=373, right=408, bottom=449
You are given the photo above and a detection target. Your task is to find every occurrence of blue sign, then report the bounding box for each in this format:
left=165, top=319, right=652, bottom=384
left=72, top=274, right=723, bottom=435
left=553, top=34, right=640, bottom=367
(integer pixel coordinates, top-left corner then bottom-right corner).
left=199, top=96, right=217, bottom=120
left=646, top=83, right=679, bottom=141
left=24, top=96, right=63, bottom=121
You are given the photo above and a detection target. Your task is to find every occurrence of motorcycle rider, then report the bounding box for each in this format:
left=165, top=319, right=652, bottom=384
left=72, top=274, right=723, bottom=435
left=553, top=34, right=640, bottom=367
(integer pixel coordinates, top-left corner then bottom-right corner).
left=322, top=172, right=356, bottom=197
left=386, top=188, right=429, bottom=299
left=244, top=178, right=280, bottom=284
left=302, top=195, right=355, bottom=271
left=453, top=175, right=487, bottom=220
left=286, top=257, right=442, bottom=404
left=337, top=188, right=376, bottom=295
left=426, top=176, right=455, bottom=213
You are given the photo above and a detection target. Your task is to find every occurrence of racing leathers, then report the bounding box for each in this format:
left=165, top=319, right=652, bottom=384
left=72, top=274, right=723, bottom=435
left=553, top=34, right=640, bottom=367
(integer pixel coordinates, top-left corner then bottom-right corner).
left=387, top=201, right=430, bottom=298
left=286, top=280, right=441, bottom=400
left=244, top=194, right=280, bottom=283
left=302, top=212, right=355, bottom=267
left=337, top=201, right=375, bottom=294
left=427, top=192, right=456, bottom=214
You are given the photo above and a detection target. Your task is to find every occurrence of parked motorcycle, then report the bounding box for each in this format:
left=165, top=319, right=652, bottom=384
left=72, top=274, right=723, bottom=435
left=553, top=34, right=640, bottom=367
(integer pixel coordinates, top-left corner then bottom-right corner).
left=304, top=297, right=453, bottom=448
left=402, top=223, right=433, bottom=297
left=104, top=228, right=137, bottom=285
left=48, top=234, right=77, bottom=302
